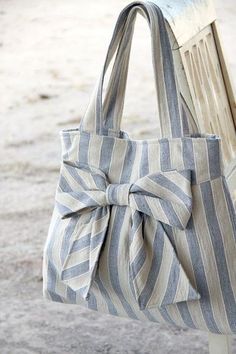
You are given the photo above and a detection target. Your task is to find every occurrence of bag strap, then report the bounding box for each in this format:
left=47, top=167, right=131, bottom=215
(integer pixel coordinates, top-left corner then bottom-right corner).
left=102, top=4, right=198, bottom=137
left=80, top=1, right=183, bottom=138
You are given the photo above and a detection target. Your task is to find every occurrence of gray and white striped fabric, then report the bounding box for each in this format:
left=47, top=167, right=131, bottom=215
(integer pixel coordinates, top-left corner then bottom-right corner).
left=43, top=1, right=236, bottom=334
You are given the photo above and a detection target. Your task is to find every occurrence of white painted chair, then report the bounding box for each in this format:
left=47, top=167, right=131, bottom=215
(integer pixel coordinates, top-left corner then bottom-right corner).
left=150, top=0, right=236, bottom=352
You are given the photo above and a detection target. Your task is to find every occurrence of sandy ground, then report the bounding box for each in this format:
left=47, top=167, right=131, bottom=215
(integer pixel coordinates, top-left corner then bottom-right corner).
left=0, top=0, right=236, bottom=353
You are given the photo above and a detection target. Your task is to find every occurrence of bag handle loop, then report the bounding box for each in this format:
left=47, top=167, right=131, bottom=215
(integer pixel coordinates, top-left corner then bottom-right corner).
left=81, top=1, right=183, bottom=138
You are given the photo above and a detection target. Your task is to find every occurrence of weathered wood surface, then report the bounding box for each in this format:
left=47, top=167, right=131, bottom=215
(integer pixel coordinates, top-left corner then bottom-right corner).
left=151, top=0, right=216, bottom=45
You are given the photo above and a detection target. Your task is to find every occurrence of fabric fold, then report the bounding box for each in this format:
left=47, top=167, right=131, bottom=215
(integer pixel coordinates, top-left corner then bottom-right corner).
left=56, top=163, right=200, bottom=309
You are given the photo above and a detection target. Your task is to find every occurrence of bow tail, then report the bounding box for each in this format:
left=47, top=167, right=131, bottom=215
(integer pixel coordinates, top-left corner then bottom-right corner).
left=129, top=211, right=201, bottom=310
left=61, top=207, right=110, bottom=300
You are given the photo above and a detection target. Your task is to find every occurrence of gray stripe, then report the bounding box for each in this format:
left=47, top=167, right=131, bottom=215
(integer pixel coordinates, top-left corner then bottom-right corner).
left=161, top=250, right=180, bottom=306
left=120, top=140, right=137, bottom=183
left=64, top=163, right=89, bottom=190
left=129, top=234, right=146, bottom=279
left=62, top=132, right=72, bottom=161
left=133, top=194, right=153, bottom=218
left=207, top=139, right=221, bottom=180
left=155, top=6, right=182, bottom=138
left=56, top=202, right=74, bottom=217
left=58, top=175, right=73, bottom=192
left=222, top=176, right=236, bottom=240
left=159, top=307, right=178, bottom=326
left=129, top=245, right=146, bottom=280
left=99, top=136, right=115, bottom=175
left=108, top=207, right=138, bottom=319
left=182, top=138, right=197, bottom=184
left=160, top=139, right=171, bottom=171
left=128, top=210, right=143, bottom=243
left=103, top=57, right=127, bottom=131
left=176, top=302, right=197, bottom=330
left=47, top=260, right=64, bottom=303
left=70, top=191, right=100, bottom=207
left=149, top=173, right=192, bottom=210
left=95, top=274, right=119, bottom=316
left=142, top=309, right=158, bottom=321
left=60, top=217, right=79, bottom=266
left=90, top=228, right=107, bottom=251
left=71, top=233, right=91, bottom=253
left=185, top=216, right=220, bottom=333
left=62, top=260, right=90, bottom=280
left=91, top=172, right=107, bottom=191
left=161, top=223, right=175, bottom=250
left=138, top=222, right=165, bottom=310
left=181, top=102, right=190, bottom=135
left=201, top=181, right=236, bottom=330
left=159, top=199, right=182, bottom=229
left=107, top=140, right=139, bottom=318
left=78, top=131, right=90, bottom=164
left=140, top=141, right=149, bottom=177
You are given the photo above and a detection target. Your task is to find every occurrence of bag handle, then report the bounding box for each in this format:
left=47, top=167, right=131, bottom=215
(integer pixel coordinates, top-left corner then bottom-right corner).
left=81, top=1, right=183, bottom=138
left=102, top=3, right=195, bottom=137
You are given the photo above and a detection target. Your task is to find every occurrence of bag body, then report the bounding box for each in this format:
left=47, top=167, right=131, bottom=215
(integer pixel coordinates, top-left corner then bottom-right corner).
left=43, top=1, right=236, bottom=334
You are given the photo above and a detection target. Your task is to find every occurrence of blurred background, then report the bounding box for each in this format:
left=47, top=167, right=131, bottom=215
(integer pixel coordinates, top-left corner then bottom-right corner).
left=0, top=0, right=235, bottom=353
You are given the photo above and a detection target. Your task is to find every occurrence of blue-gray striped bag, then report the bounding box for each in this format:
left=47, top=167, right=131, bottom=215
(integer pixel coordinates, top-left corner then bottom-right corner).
left=43, top=1, right=236, bottom=334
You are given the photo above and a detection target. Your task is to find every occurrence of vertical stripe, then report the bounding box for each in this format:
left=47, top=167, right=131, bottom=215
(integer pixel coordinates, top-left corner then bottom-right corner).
left=120, top=141, right=137, bottom=183
left=176, top=302, right=197, bottom=330
left=169, top=138, right=184, bottom=171
left=147, top=142, right=160, bottom=173
left=211, top=177, right=236, bottom=302
left=193, top=139, right=210, bottom=184
left=99, top=136, right=115, bottom=175
left=158, top=307, right=179, bottom=327
left=156, top=7, right=182, bottom=138
left=185, top=216, right=220, bottom=333
left=61, top=132, right=72, bottom=161
left=201, top=181, right=236, bottom=331
left=222, top=176, right=236, bottom=240
left=139, top=141, right=149, bottom=177
left=108, top=139, right=127, bottom=183
left=88, top=134, right=102, bottom=169
left=47, top=260, right=64, bottom=303
left=107, top=140, right=139, bottom=318
left=60, top=217, right=80, bottom=265
left=181, top=103, right=190, bottom=135
left=160, top=138, right=171, bottom=171
left=95, top=274, right=118, bottom=316
left=78, top=131, right=90, bottom=164
left=108, top=207, right=138, bottom=319
left=160, top=252, right=180, bottom=305
left=182, top=138, right=197, bottom=184
left=137, top=221, right=165, bottom=308
left=207, top=138, right=222, bottom=180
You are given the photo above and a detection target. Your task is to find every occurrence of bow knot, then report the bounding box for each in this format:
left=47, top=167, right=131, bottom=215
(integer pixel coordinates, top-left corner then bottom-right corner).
left=106, top=183, right=131, bottom=206
left=56, top=163, right=201, bottom=310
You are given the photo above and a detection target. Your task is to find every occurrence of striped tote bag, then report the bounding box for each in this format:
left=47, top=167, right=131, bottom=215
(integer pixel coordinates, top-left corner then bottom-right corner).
left=42, top=1, right=236, bottom=334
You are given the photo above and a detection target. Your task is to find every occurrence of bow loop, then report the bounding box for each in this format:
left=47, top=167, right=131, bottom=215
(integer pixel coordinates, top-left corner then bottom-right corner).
left=106, top=183, right=131, bottom=206
left=56, top=163, right=200, bottom=309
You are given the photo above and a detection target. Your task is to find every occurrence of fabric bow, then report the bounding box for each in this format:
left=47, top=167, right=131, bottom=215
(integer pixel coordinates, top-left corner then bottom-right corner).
left=56, top=163, right=200, bottom=310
